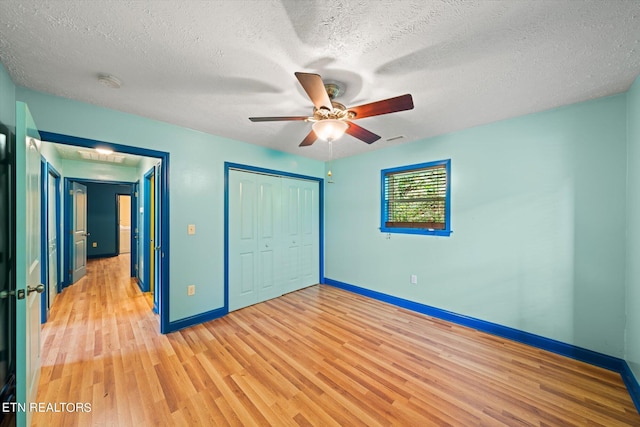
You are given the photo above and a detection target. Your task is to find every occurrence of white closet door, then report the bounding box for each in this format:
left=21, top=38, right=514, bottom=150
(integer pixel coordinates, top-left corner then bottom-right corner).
left=229, top=171, right=283, bottom=311
left=256, top=174, right=282, bottom=302
left=282, top=177, right=320, bottom=294
left=229, top=171, right=259, bottom=311
left=229, top=170, right=319, bottom=311
left=282, top=179, right=302, bottom=294
left=299, top=179, right=320, bottom=289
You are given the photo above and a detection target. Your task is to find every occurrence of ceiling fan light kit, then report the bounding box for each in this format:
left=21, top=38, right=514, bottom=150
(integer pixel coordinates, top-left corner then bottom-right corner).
left=312, top=119, right=349, bottom=142
left=249, top=72, right=414, bottom=147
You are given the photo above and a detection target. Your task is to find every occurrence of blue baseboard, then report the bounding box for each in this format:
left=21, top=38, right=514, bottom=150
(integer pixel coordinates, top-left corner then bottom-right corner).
left=165, top=307, right=227, bottom=334
left=621, top=361, right=640, bottom=412
left=323, top=277, right=640, bottom=412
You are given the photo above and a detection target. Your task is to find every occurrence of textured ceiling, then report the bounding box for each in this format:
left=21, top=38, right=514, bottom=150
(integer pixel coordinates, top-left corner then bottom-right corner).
left=1, top=0, right=639, bottom=161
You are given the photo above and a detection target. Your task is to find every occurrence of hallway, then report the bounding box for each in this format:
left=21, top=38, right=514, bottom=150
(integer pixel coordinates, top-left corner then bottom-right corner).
left=34, top=255, right=158, bottom=426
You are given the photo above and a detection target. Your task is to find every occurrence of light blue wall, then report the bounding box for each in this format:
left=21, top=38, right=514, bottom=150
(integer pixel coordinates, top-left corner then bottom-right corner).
left=16, top=87, right=325, bottom=322
left=325, top=94, right=628, bottom=357
left=626, top=75, right=640, bottom=381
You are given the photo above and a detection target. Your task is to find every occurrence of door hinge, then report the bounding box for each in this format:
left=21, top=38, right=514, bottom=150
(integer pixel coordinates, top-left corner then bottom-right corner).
left=134, top=191, right=138, bottom=197
left=1, top=289, right=25, bottom=300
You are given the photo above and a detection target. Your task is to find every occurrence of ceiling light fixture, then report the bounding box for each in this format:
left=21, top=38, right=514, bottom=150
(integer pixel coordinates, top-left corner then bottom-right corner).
left=95, top=147, right=114, bottom=155
left=312, top=119, right=348, bottom=142
left=97, top=73, right=122, bottom=89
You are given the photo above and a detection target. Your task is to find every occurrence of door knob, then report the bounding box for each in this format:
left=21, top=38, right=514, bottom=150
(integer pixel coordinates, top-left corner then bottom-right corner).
left=27, top=284, right=45, bottom=295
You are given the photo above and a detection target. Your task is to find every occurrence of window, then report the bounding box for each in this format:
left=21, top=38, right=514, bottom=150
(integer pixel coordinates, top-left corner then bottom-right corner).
left=381, top=159, right=451, bottom=236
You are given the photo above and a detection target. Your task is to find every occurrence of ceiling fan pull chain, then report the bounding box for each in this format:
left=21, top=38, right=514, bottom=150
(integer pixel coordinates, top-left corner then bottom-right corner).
left=328, top=141, right=335, bottom=184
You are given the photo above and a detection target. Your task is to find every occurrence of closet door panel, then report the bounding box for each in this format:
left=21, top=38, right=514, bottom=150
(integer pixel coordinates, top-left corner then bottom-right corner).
left=229, top=171, right=259, bottom=311
left=257, top=175, right=282, bottom=301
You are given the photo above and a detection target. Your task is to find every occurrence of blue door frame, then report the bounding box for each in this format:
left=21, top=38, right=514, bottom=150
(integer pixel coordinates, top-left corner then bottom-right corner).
left=39, top=131, right=171, bottom=334
left=131, top=181, right=139, bottom=280
left=143, top=167, right=159, bottom=313
left=40, top=160, right=61, bottom=323
left=142, top=167, right=152, bottom=293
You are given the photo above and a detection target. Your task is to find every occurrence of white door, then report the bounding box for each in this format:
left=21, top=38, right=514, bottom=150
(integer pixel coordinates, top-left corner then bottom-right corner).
left=229, top=171, right=258, bottom=311
left=282, top=178, right=320, bottom=294
left=299, top=179, right=320, bottom=288
left=282, top=180, right=302, bottom=294
left=15, top=102, right=44, bottom=427
left=47, top=172, right=58, bottom=309
left=229, top=171, right=283, bottom=311
left=71, top=182, right=87, bottom=283
left=256, top=174, right=282, bottom=302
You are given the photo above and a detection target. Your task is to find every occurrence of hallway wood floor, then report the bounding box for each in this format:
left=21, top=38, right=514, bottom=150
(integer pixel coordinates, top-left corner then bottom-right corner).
left=34, top=256, right=640, bottom=426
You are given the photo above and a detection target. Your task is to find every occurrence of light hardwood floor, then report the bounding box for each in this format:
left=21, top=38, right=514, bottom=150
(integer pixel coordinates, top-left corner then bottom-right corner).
left=33, top=255, right=640, bottom=426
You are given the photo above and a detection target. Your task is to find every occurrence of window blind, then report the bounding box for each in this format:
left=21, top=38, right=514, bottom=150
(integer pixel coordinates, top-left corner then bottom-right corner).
left=384, top=164, right=447, bottom=229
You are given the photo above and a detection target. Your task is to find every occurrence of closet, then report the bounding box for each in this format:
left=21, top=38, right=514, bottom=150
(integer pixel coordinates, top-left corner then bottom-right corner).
left=228, top=169, right=320, bottom=311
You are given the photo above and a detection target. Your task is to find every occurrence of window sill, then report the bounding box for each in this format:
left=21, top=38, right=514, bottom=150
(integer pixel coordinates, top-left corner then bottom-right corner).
left=380, top=227, right=452, bottom=237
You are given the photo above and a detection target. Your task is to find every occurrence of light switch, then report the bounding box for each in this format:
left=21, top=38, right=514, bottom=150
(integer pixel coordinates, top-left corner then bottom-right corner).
left=188, top=224, right=196, bottom=235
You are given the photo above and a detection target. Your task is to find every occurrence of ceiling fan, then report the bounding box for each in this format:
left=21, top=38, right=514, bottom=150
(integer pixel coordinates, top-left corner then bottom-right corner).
left=249, top=72, right=414, bottom=147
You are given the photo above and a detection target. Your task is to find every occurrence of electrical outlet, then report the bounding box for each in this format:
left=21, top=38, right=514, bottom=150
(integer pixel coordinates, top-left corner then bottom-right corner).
left=410, top=274, right=418, bottom=285
left=92, top=242, right=98, bottom=248
left=187, top=285, right=195, bottom=296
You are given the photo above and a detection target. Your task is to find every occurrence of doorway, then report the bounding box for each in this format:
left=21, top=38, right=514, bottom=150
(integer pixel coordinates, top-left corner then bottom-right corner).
left=63, top=180, right=134, bottom=281
left=118, top=194, right=131, bottom=255
left=40, top=131, right=171, bottom=333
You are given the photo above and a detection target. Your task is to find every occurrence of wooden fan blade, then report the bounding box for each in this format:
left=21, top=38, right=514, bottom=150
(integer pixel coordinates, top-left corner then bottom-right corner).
left=295, top=72, right=333, bottom=111
left=348, top=94, right=414, bottom=119
left=249, top=116, right=309, bottom=122
left=299, top=129, right=318, bottom=147
left=345, top=122, right=381, bottom=144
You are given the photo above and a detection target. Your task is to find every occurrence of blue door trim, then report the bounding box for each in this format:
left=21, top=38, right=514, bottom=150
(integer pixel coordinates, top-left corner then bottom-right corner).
left=223, top=162, right=325, bottom=317
left=48, top=164, right=62, bottom=297
left=39, top=160, right=61, bottom=323
left=39, top=131, right=171, bottom=334
left=131, top=181, right=139, bottom=280
left=142, top=167, right=154, bottom=294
